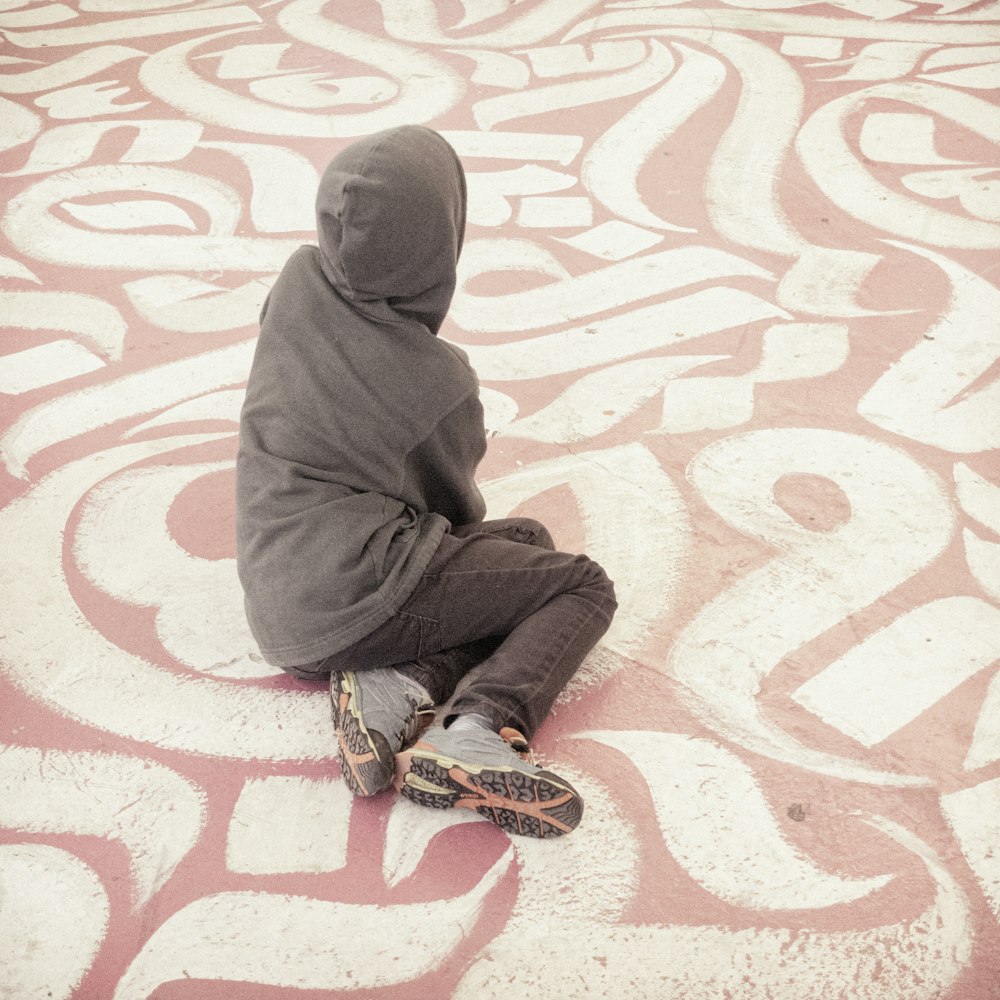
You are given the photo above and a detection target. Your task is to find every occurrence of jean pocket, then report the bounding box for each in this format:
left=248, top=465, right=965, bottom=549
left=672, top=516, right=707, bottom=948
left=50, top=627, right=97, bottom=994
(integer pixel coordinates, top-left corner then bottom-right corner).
left=397, top=612, right=441, bottom=659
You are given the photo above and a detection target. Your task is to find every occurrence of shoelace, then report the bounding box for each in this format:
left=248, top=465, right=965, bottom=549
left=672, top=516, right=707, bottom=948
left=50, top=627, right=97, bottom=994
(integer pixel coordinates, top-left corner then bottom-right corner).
left=397, top=693, right=433, bottom=747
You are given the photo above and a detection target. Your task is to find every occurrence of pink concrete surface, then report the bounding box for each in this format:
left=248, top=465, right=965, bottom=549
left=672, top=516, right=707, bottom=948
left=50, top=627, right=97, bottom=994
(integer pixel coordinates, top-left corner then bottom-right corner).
left=2, top=2, right=999, bottom=998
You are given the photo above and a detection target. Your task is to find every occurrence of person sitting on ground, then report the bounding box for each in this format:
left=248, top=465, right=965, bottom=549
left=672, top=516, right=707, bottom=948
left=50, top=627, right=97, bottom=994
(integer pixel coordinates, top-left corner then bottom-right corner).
left=236, top=125, right=617, bottom=838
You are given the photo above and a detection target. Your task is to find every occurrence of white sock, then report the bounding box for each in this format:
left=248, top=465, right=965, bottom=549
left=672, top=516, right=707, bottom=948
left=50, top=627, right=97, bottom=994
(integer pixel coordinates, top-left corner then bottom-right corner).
left=447, top=713, right=493, bottom=733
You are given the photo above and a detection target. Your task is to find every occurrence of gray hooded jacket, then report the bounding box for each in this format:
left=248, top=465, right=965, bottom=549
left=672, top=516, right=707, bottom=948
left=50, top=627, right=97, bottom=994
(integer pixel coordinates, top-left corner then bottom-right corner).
left=236, top=126, right=487, bottom=667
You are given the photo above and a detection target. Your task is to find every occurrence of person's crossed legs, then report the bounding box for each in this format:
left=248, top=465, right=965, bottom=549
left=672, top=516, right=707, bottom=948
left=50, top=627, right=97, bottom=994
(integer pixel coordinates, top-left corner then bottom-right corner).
left=290, top=518, right=616, bottom=837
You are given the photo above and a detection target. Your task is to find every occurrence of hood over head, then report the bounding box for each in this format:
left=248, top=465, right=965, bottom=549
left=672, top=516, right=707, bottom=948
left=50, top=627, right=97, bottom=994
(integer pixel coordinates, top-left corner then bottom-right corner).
left=315, top=125, right=466, bottom=334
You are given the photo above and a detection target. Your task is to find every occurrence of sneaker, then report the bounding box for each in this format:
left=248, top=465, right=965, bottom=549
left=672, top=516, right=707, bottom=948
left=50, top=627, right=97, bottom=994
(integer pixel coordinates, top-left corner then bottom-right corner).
left=396, top=724, right=584, bottom=838
left=331, top=668, right=434, bottom=797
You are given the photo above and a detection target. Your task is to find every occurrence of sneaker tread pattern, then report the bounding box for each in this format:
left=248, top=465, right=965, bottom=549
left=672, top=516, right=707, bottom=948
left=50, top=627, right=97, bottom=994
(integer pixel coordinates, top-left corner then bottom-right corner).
left=400, top=751, right=583, bottom=838
left=332, top=679, right=394, bottom=797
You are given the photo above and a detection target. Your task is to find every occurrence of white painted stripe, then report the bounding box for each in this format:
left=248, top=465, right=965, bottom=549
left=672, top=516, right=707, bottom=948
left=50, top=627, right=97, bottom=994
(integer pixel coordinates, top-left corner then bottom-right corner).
left=0, top=288, right=127, bottom=359
left=955, top=462, right=1000, bottom=534
left=459, top=288, right=788, bottom=380
left=73, top=461, right=271, bottom=678
left=482, top=444, right=690, bottom=658
left=452, top=240, right=775, bottom=335
left=0, top=744, right=205, bottom=908
left=566, top=9, right=1000, bottom=45
left=113, top=852, right=512, bottom=998
left=780, top=35, right=845, bottom=58
left=964, top=530, right=1000, bottom=607
left=3, top=6, right=260, bottom=47
left=941, top=778, right=1000, bottom=922
left=582, top=730, right=892, bottom=910
left=583, top=42, right=723, bottom=233
left=792, top=597, right=1000, bottom=747
left=0, top=436, right=333, bottom=759
left=227, top=777, right=353, bottom=875
left=0, top=845, right=109, bottom=1000
left=0, top=338, right=254, bottom=479
left=0, top=339, right=103, bottom=394
left=506, top=354, right=725, bottom=443
left=453, top=816, right=972, bottom=998
left=555, top=220, right=663, bottom=260
left=860, top=112, right=967, bottom=165
left=966, top=669, right=1000, bottom=770
left=441, top=129, right=583, bottom=164
left=124, top=388, right=244, bottom=438
left=668, top=428, right=953, bottom=785
left=517, top=195, right=594, bottom=228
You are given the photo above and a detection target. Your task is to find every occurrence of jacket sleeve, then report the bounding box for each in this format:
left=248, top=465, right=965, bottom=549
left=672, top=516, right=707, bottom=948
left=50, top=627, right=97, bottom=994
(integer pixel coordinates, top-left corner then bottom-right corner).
left=401, top=389, right=487, bottom=527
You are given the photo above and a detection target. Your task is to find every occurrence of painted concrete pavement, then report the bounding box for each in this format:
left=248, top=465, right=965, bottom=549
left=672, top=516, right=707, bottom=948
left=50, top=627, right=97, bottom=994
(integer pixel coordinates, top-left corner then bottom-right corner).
left=1, top=1, right=999, bottom=997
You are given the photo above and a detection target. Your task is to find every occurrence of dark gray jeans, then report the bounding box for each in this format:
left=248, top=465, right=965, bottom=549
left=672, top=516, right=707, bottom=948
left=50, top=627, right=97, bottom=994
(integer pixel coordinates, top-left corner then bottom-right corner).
left=289, top=518, right=617, bottom=740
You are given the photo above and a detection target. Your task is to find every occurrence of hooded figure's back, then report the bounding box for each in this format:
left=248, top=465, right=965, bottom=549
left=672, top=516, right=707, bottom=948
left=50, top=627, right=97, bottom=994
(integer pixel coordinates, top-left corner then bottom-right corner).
left=236, top=126, right=487, bottom=668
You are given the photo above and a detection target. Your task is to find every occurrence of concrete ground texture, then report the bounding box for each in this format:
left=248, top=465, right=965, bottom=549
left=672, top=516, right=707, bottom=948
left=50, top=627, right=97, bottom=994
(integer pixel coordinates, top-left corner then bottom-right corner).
left=2, top=1, right=999, bottom=997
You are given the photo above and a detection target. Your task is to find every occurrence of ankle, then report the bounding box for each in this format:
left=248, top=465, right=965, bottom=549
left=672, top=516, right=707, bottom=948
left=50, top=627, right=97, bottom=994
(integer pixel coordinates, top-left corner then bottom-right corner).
left=445, top=713, right=493, bottom=733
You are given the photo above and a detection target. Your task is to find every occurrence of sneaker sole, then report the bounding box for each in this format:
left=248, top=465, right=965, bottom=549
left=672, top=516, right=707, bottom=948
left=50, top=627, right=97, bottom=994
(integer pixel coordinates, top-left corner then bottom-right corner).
left=397, top=746, right=583, bottom=838
left=332, top=672, right=394, bottom=797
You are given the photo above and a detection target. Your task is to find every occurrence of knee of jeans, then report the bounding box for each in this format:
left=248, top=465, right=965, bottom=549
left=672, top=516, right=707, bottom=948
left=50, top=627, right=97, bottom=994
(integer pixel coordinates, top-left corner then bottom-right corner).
left=581, top=556, right=618, bottom=614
